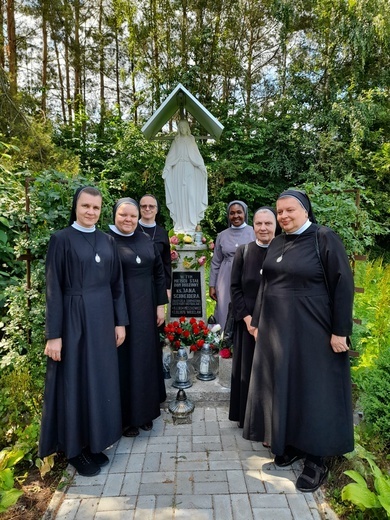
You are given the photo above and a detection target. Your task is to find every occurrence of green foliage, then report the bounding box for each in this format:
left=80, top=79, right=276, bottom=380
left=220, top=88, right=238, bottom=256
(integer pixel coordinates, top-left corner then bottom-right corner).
left=350, top=260, right=390, bottom=450
left=342, top=443, right=390, bottom=518
left=356, top=345, right=390, bottom=450
left=206, top=110, right=303, bottom=232
left=0, top=149, right=26, bottom=312
left=352, top=259, right=390, bottom=368
left=300, top=177, right=387, bottom=257
left=0, top=366, right=43, bottom=451
left=0, top=448, right=24, bottom=513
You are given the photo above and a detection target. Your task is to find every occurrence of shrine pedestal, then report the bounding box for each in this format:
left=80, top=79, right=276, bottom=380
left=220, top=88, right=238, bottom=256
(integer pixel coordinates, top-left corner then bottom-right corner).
left=218, top=356, right=233, bottom=388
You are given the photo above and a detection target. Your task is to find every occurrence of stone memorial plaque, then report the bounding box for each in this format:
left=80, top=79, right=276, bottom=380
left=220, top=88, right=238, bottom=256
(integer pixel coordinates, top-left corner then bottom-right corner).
left=170, top=271, right=203, bottom=318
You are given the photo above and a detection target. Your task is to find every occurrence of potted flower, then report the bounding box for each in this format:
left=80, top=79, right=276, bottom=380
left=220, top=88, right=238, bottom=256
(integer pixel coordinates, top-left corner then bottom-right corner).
left=162, top=316, right=220, bottom=354
left=162, top=317, right=207, bottom=356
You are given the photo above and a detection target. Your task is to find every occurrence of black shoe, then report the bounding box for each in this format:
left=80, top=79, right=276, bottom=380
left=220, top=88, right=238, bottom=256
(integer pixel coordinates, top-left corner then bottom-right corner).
left=140, top=422, right=153, bottom=431
left=68, top=452, right=101, bottom=476
left=296, top=459, right=328, bottom=492
left=123, top=426, right=139, bottom=437
left=83, top=447, right=109, bottom=467
left=274, top=446, right=305, bottom=467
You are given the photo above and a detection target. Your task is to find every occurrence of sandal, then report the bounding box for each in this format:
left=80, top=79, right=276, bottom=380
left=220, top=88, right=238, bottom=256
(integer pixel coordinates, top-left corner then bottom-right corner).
left=123, top=426, right=139, bottom=437
left=274, top=446, right=305, bottom=467
left=296, top=460, right=328, bottom=492
left=140, top=422, right=153, bottom=431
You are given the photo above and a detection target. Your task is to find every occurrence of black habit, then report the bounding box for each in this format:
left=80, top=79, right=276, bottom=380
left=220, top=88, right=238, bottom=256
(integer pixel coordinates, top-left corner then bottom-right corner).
left=229, top=241, right=268, bottom=427
left=39, top=227, right=128, bottom=459
left=137, top=223, right=172, bottom=290
left=243, top=224, right=355, bottom=457
left=109, top=230, right=168, bottom=428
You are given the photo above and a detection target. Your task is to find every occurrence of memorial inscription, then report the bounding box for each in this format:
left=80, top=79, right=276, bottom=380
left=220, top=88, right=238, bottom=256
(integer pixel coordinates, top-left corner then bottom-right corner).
left=170, top=271, right=203, bottom=318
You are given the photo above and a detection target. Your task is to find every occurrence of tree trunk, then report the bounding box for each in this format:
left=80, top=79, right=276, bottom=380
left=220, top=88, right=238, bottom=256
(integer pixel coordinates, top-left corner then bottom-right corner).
left=0, top=0, right=5, bottom=68
left=73, top=0, right=81, bottom=115
left=41, top=0, right=49, bottom=115
left=131, top=57, right=137, bottom=124
left=64, top=32, right=72, bottom=124
left=53, top=38, right=67, bottom=124
left=98, top=0, right=105, bottom=134
left=150, top=0, right=160, bottom=108
left=180, top=0, right=188, bottom=71
left=115, top=26, right=120, bottom=115
left=6, top=0, right=17, bottom=97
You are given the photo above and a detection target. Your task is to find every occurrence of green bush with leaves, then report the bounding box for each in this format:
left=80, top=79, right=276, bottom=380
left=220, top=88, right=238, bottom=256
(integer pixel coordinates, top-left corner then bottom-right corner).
left=301, top=177, right=388, bottom=257
left=342, top=443, right=390, bottom=518
left=349, top=259, right=390, bottom=450
left=0, top=448, right=25, bottom=513
left=0, top=366, right=43, bottom=453
left=353, top=259, right=390, bottom=366
left=356, top=345, right=390, bottom=450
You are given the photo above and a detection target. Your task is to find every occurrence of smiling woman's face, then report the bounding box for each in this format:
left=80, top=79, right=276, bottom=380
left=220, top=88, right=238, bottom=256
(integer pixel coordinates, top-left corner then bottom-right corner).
left=139, top=195, right=157, bottom=223
left=75, top=193, right=102, bottom=228
left=276, top=197, right=308, bottom=233
left=254, top=210, right=276, bottom=245
left=228, top=204, right=245, bottom=227
left=115, top=203, right=139, bottom=234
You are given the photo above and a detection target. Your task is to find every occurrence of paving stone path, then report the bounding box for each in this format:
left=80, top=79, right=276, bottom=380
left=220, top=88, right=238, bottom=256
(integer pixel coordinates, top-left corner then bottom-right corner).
left=46, top=404, right=335, bottom=520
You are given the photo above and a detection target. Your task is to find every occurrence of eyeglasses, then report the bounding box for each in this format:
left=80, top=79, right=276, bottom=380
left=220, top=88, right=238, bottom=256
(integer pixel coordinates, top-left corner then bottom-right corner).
left=140, top=204, right=157, bottom=209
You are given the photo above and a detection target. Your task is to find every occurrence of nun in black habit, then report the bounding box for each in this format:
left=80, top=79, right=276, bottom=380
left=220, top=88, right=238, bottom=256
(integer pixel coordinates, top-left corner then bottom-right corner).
left=109, top=198, right=168, bottom=438
left=229, top=207, right=279, bottom=429
left=243, top=189, right=354, bottom=493
left=137, top=193, right=172, bottom=296
left=39, top=186, right=128, bottom=477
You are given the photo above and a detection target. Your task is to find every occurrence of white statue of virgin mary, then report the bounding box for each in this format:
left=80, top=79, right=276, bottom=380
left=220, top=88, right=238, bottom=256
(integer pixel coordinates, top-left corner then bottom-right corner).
left=162, top=119, right=208, bottom=234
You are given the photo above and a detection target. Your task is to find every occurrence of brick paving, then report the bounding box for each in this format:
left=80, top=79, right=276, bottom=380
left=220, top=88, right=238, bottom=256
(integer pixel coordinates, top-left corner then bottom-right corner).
left=46, top=403, right=332, bottom=520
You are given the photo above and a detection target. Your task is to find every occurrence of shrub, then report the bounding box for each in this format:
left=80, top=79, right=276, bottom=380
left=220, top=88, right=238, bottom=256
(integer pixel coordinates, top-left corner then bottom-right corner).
left=350, top=260, right=390, bottom=450
left=0, top=366, right=43, bottom=453
left=0, top=448, right=25, bottom=513
left=342, top=443, right=390, bottom=518
left=357, top=345, right=390, bottom=450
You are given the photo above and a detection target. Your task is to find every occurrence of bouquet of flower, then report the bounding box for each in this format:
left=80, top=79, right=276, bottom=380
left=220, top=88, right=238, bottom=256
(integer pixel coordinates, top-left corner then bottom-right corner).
left=163, top=317, right=221, bottom=353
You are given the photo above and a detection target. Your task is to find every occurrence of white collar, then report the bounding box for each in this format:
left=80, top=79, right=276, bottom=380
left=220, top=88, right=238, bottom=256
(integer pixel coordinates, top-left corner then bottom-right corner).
left=109, top=224, right=134, bottom=237
left=231, top=222, right=247, bottom=229
left=72, top=222, right=96, bottom=233
left=287, top=220, right=312, bottom=235
left=139, top=220, right=156, bottom=228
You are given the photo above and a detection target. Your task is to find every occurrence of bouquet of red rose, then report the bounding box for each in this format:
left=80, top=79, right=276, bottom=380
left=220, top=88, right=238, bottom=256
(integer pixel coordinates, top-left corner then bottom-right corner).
left=163, top=316, right=220, bottom=353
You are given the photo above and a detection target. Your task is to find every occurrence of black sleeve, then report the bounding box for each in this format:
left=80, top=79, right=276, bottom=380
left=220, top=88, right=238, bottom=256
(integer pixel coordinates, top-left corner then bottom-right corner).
left=153, top=243, right=169, bottom=306
left=318, top=226, right=354, bottom=336
left=250, top=273, right=265, bottom=328
left=230, top=245, right=250, bottom=321
left=45, top=233, right=65, bottom=339
left=108, top=235, right=129, bottom=326
left=159, top=227, right=172, bottom=290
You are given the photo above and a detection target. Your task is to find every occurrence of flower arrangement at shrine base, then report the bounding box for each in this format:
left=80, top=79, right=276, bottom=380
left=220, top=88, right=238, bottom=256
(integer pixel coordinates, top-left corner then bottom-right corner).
left=162, top=316, right=221, bottom=353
